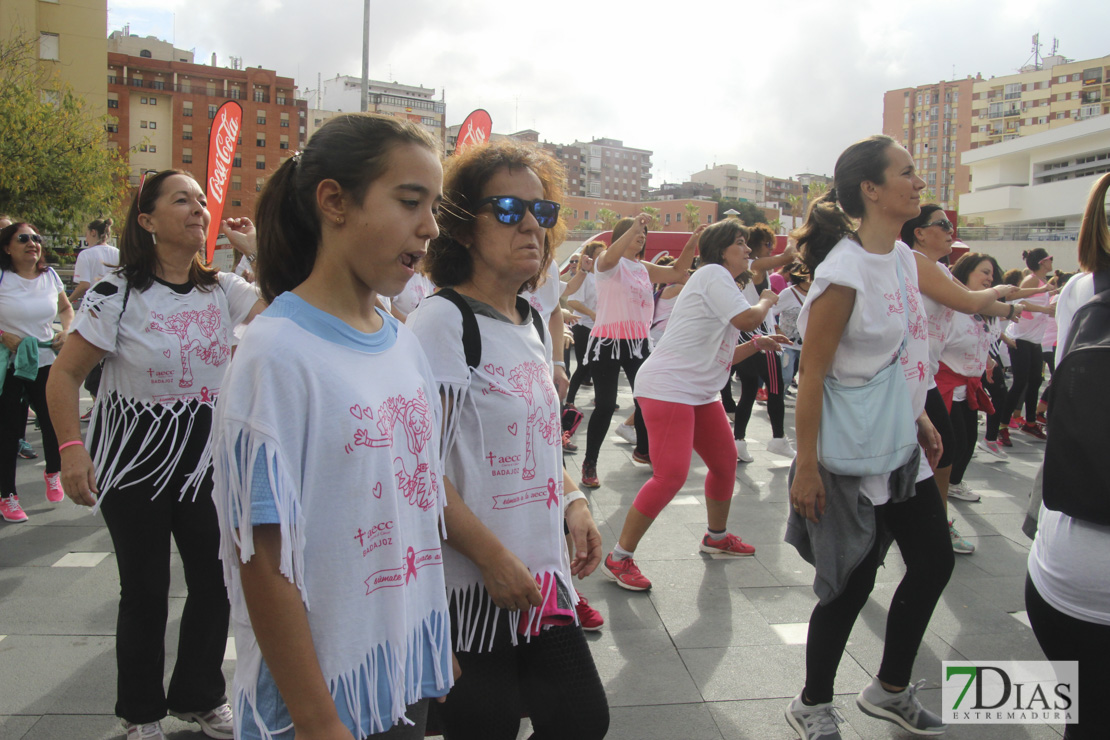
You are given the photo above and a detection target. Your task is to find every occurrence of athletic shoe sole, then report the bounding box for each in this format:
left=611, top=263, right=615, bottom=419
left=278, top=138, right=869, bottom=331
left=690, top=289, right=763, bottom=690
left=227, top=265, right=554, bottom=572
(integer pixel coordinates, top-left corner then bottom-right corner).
left=699, top=542, right=755, bottom=556
left=856, top=696, right=946, bottom=736
left=601, top=565, right=651, bottom=591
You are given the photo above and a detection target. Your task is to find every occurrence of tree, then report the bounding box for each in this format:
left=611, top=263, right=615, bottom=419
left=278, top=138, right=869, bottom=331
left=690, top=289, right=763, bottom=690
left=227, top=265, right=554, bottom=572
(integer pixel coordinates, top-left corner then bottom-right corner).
left=715, top=198, right=765, bottom=226
left=768, top=218, right=783, bottom=235
left=0, top=35, right=130, bottom=234
left=806, top=181, right=829, bottom=201
left=684, top=202, right=700, bottom=228
left=640, top=206, right=661, bottom=231
left=596, top=208, right=621, bottom=230
left=786, top=193, right=806, bottom=223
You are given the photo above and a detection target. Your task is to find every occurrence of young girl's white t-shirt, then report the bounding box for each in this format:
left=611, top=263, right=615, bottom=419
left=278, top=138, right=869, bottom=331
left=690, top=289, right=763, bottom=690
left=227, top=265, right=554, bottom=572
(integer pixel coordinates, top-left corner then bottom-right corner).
left=773, top=284, right=807, bottom=349
left=565, top=272, right=597, bottom=330
left=635, top=264, right=750, bottom=406
left=798, top=238, right=930, bottom=504
left=0, top=268, right=64, bottom=367
left=73, top=244, right=120, bottom=287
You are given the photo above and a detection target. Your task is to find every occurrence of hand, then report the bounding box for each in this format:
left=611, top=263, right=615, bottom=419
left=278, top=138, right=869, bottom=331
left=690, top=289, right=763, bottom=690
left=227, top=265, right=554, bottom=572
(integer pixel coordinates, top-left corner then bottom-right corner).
left=691, top=223, right=708, bottom=239
left=51, top=331, right=67, bottom=351
left=994, top=284, right=1018, bottom=300
left=562, top=309, right=579, bottom=326
left=1, top=331, right=22, bottom=353
left=783, top=241, right=798, bottom=258
left=790, top=463, right=825, bottom=524
left=221, top=217, right=258, bottom=257
left=565, top=498, right=602, bottom=578
left=478, top=549, right=542, bottom=612
left=759, top=289, right=779, bottom=306
left=579, top=253, right=594, bottom=272
left=631, top=213, right=651, bottom=235
left=986, top=358, right=997, bottom=384
left=60, top=445, right=99, bottom=507
left=553, top=364, right=569, bottom=403
left=1046, top=302, right=1057, bottom=318
left=917, top=413, right=942, bottom=469
left=753, top=334, right=790, bottom=352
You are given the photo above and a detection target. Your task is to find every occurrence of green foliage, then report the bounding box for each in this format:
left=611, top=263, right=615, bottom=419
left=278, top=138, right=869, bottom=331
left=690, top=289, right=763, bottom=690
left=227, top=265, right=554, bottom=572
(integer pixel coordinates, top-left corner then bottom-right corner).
left=684, top=202, right=700, bottom=228
left=640, top=205, right=661, bottom=230
left=596, top=208, right=621, bottom=230
left=0, top=35, right=130, bottom=234
left=715, top=197, right=765, bottom=226
left=577, top=220, right=600, bottom=232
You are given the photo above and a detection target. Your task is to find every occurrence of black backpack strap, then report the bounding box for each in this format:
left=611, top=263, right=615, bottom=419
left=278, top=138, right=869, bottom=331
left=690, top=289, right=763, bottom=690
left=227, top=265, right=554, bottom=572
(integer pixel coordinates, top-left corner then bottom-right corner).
left=1093, top=270, right=1110, bottom=296
left=432, top=288, right=481, bottom=369
left=517, top=296, right=546, bottom=344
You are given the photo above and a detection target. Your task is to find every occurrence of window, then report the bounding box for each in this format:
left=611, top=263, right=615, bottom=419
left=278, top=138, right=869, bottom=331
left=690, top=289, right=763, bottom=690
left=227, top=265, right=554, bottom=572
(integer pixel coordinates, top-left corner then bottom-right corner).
left=254, top=90, right=265, bottom=102
left=233, top=153, right=242, bottom=167
left=665, top=213, right=671, bottom=225
left=231, top=175, right=242, bottom=191
left=280, top=112, right=290, bottom=128
left=182, top=125, right=193, bottom=140
left=141, top=97, right=148, bottom=104
left=676, top=212, right=682, bottom=223
left=108, top=99, right=119, bottom=109
left=230, top=88, right=242, bottom=100
left=256, top=134, right=266, bottom=147
left=279, top=135, right=289, bottom=150
left=182, top=148, right=193, bottom=163
left=149, top=121, right=156, bottom=130
left=39, top=33, right=59, bottom=61
left=140, top=121, right=148, bottom=129
left=257, top=111, right=267, bottom=125
left=106, top=123, right=119, bottom=133
left=183, top=103, right=193, bottom=117
left=277, top=95, right=287, bottom=105
left=149, top=145, right=156, bottom=153
left=256, top=155, right=266, bottom=170
left=150, top=97, right=157, bottom=105
left=208, top=104, right=217, bottom=119
left=139, top=144, right=147, bottom=152
left=139, top=49, right=152, bottom=58
left=256, top=177, right=266, bottom=191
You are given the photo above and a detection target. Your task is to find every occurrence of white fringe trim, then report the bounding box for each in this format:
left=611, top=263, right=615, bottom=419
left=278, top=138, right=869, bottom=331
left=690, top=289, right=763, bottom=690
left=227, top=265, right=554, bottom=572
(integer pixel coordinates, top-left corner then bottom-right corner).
left=586, top=332, right=648, bottom=362
left=449, top=566, right=576, bottom=653
left=88, top=392, right=216, bottom=513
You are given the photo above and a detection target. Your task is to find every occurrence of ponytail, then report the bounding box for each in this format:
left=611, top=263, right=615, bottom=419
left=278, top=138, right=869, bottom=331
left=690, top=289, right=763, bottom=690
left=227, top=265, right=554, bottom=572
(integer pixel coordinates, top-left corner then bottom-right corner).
left=1077, top=172, right=1110, bottom=273
left=255, top=156, right=317, bottom=303
left=791, top=191, right=854, bottom=274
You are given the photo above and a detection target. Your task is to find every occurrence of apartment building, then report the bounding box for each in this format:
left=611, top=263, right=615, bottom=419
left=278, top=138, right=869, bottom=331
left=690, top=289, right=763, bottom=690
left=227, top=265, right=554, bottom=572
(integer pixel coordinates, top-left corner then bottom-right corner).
left=545, top=138, right=653, bottom=201
left=1, top=0, right=108, bottom=116
left=690, top=164, right=765, bottom=203
left=883, top=51, right=1110, bottom=212
left=105, top=32, right=308, bottom=221
left=560, top=195, right=717, bottom=232
left=305, top=75, right=446, bottom=151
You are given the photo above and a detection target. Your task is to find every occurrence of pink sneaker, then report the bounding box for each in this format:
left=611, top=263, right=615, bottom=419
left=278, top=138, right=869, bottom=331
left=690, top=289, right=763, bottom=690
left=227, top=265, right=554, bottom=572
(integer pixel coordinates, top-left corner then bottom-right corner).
left=44, top=472, right=65, bottom=503
left=0, top=495, right=28, bottom=523
left=574, top=594, right=605, bottom=632
left=603, top=552, right=652, bottom=591
left=699, top=533, right=756, bottom=556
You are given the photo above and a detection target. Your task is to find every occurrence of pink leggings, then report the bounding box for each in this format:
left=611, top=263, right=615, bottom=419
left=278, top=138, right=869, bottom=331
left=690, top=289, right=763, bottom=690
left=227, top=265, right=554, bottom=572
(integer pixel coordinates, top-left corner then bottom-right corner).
left=632, top=398, right=737, bottom=519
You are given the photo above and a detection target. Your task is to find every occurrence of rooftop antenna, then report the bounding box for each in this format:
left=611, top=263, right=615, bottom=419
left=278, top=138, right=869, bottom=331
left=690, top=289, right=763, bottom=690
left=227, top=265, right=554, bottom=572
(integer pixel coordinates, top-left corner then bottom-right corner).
left=1024, top=32, right=1043, bottom=70
left=1052, top=37, right=1060, bottom=57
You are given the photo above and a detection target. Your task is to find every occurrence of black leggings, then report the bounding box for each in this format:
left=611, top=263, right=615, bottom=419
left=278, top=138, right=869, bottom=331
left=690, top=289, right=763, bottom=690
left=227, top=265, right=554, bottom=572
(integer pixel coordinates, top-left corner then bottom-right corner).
left=435, top=625, right=609, bottom=740
left=924, top=386, right=954, bottom=470
left=804, top=477, right=954, bottom=704
left=733, top=350, right=785, bottom=440
left=1025, top=575, right=1110, bottom=740
left=1039, top=350, right=1056, bottom=405
left=565, top=324, right=593, bottom=405
left=583, top=341, right=648, bottom=464
left=982, top=364, right=1008, bottom=442
left=1, top=363, right=61, bottom=495
left=1000, top=339, right=1044, bottom=423
left=949, top=400, right=978, bottom=485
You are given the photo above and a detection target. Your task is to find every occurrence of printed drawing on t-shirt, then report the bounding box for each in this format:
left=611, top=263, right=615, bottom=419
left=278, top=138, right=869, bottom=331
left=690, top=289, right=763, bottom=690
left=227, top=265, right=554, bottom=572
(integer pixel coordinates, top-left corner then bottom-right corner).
left=344, top=388, right=439, bottom=512
left=481, top=360, right=559, bottom=482
left=148, top=304, right=230, bottom=388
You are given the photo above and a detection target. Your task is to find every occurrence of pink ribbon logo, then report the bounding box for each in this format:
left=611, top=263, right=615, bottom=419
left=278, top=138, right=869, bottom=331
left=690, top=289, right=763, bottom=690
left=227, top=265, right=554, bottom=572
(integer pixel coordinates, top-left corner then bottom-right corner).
left=917, top=362, right=927, bottom=381
left=404, top=546, right=417, bottom=584
left=199, top=387, right=211, bottom=403
left=546, top=477, right=559, bottom=509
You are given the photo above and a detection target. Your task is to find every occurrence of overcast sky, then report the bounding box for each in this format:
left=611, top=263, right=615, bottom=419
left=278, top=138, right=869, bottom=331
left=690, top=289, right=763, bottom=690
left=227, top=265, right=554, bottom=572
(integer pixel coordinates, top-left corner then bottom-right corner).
left=108, top=0, right=1105, bottom=186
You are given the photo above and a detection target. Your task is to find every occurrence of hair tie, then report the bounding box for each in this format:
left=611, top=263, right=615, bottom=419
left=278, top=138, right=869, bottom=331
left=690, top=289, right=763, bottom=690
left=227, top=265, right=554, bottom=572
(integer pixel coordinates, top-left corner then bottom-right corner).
left=827, top=187, right=838, bottom=203
left=291, top=151, right=303, bottom=167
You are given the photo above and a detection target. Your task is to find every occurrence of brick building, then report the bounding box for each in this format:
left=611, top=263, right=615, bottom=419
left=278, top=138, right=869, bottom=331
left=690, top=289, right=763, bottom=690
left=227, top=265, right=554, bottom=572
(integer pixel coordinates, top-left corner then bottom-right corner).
left=105, top=33, right=307, bottom=221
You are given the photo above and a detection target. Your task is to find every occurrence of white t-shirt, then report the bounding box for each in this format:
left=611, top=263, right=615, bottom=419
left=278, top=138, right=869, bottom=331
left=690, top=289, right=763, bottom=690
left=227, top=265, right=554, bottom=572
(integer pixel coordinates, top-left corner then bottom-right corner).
left=649, top=290, right=680, bottom=344
left=565, top=272, right=597, bottom=330
left=1007, top=277, right=1052, bottom=345
left=0, top=268, right=64, bottom=367
left=798, top=239, right=929, bottom=505
left=635, top=264, right=750, bottom=406
left=1028, top=504, right=1110, bottom=626
left=741, top=280, right=776, bottom=337
left=1054, top=272, right=1098, bottom=366
left=522, top=260, right=562, bottom=318
left=73, top=244, right=120, bottom=287
left=774, top=285, right=807, bottom=349
left=939, top=311, right=991, bottom=379
left=919, top=260, right=956, bottom=377
left=407, top=294, right=572, bottom=652
left=393, top=273, right=437, bottom=317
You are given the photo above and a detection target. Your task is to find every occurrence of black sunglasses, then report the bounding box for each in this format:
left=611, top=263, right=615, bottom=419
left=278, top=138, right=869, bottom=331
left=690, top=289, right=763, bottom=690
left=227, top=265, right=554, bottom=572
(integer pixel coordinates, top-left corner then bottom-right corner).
left=922, top=218, right=954, bottom=233
left=476, top=196, right=561, bottom=229
left=16, top=233, right=43, bottom=244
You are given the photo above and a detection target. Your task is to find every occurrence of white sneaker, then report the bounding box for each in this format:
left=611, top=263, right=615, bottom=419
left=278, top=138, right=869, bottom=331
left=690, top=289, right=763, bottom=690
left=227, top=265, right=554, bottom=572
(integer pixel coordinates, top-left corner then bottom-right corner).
left=785, top=693, right=845, bottom=739
left=766, top=437, right=796, bottom=457
left=614, top=423, right=636, bottom=445
left=170, top=703, right=233, bottom=739
left=977, top=438, right=1008, bottom=460
left=123, top=721, right=165, bottom=740
left=735, top=439, right=754, bottom=463
left=947, top=481, right=981, bottom=502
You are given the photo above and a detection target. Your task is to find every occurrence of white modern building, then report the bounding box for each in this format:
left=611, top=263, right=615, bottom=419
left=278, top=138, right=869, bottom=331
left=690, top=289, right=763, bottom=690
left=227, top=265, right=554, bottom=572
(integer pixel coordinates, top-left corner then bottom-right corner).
left=690, top=164, right=765, bottom=203
left=960, top=113, right=1110, bottom=230
left=304, top=75, right=446, bottom=150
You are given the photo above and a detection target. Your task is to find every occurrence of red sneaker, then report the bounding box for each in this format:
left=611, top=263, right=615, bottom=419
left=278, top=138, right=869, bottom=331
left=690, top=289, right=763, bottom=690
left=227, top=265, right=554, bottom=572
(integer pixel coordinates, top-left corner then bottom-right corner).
left=755, top=388, right=768, bottom=403
left=603, top=553, right=651, bottom=591
left=581, top=462, right=600, bottom=489
left=1009, top=415, right=1023, bottom=430
left=1021, top=423, right=1047, bottom=441
left=699, top=533, right=756, bottom=556
left=574, top=594, right=604, bottom=632
left=998, top=428, right=1013, bottom=447
left=632, top=449, right=651, bottom=465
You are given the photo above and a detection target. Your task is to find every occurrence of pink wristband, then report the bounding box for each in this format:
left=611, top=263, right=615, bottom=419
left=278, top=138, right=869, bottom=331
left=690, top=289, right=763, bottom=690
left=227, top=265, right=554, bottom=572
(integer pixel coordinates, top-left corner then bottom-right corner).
left=58, top=440, right=84, bottom=452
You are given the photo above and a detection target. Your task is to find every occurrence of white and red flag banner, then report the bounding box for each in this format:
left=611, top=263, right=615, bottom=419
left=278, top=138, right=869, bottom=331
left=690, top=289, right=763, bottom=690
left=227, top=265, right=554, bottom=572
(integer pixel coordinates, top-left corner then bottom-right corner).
left=455, top=109, right=492, bottom=155
left=204, top=100, right=243, bottom=264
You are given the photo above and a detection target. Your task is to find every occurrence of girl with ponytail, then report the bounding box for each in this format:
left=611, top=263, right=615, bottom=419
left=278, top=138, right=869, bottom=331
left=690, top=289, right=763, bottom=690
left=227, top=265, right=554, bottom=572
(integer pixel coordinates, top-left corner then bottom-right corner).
left=211, top=113, right=457, bottom=739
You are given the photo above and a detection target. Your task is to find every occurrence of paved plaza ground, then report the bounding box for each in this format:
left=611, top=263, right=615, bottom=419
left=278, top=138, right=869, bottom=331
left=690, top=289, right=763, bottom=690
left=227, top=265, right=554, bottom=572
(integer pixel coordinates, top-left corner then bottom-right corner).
left=0, top=377, right=1065, bottom=739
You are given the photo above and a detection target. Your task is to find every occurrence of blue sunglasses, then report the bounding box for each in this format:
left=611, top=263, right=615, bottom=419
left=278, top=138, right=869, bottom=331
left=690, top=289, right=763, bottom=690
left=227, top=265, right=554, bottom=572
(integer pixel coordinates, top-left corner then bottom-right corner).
left=476, top=196, right=561, bottom=229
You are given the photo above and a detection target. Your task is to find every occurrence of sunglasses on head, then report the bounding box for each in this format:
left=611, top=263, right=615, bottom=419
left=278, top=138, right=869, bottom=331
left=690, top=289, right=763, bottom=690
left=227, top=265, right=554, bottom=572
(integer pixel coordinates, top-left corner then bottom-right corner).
left=476, top=196, right=561, bottom=229
left=922, top=218, right=954, bottom=233
left=16, top=233, right=43, bottom=244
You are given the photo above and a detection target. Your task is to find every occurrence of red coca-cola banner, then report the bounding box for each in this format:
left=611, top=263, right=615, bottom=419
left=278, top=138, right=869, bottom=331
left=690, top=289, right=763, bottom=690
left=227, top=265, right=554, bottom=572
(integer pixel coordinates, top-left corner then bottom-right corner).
left=455, top=109, right=492, bottom=155
left=204, top=101, right=243, bottom=264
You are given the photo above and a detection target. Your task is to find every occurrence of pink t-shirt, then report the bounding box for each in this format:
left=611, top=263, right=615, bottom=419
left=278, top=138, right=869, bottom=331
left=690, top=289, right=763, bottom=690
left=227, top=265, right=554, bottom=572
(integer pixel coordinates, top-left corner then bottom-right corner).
left=589, top=258, right=653, bottom=342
